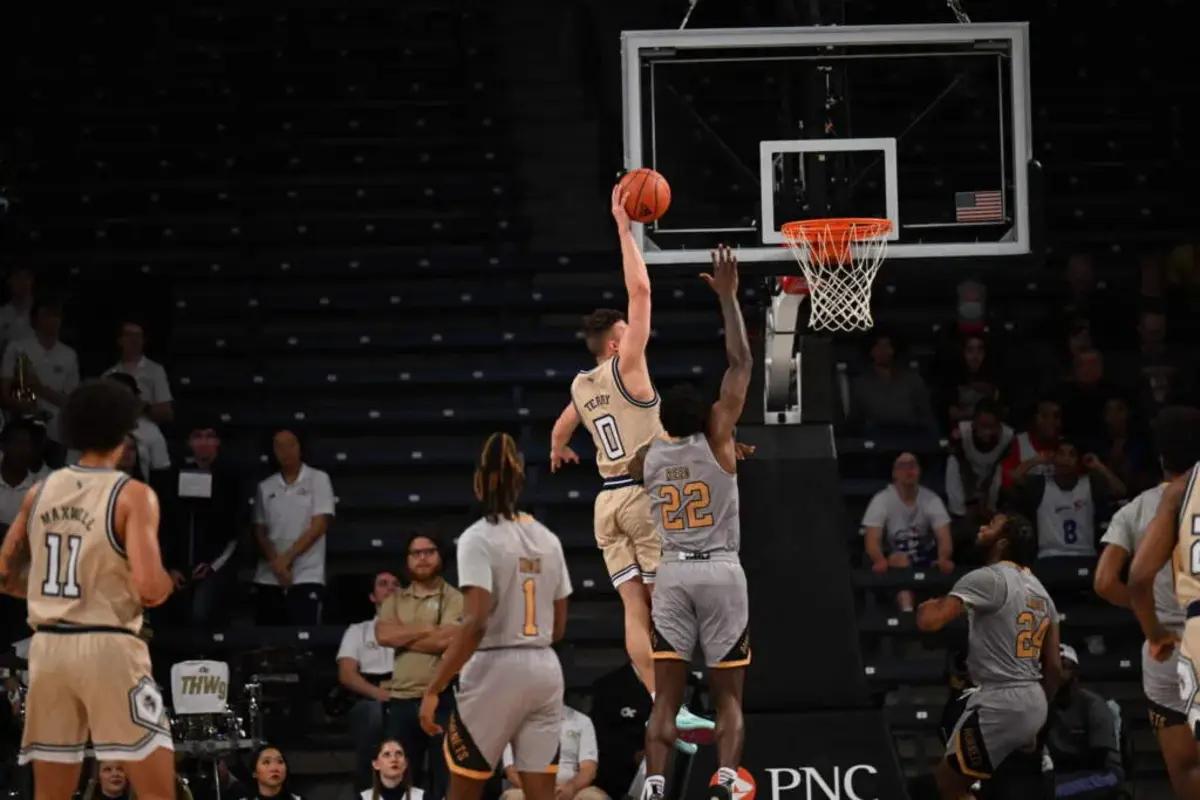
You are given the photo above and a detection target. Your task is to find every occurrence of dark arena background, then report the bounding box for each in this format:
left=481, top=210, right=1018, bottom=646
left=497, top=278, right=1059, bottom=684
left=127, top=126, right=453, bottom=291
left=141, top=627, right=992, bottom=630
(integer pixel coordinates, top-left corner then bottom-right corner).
left=0, top=0, right=1197, bottom=798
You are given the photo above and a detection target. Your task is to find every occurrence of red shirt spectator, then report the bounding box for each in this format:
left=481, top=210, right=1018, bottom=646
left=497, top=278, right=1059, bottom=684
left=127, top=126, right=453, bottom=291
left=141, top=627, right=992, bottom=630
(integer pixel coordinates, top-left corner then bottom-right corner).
left=1000, top=397, right=1062, bottom=488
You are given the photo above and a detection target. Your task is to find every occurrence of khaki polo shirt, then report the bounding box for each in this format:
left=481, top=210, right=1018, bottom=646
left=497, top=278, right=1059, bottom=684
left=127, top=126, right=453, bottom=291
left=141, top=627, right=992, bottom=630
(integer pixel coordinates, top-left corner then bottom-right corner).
left=379, top=579, right=464, bottom=699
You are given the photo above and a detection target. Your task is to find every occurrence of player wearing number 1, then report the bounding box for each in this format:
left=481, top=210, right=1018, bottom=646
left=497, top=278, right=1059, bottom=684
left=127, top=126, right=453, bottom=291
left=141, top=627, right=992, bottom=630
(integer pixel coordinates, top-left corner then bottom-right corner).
left=0, top=380, right=176, bottom=800
left=419, top=433, right=571, bottom=800
left=917, top=514, right=1062, bottom=800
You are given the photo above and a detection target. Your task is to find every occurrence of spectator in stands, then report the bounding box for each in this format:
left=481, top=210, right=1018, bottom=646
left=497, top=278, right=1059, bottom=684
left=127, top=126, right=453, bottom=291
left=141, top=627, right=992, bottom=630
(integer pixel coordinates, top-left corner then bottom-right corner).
left=0, top=296, right=79, bottom=466
left=0, top=266, right=34, bottom=357
left=117, top=433, right=141, bottom=479
left=82, top=762, right=130, bottom=800
left=1045, top=645, right=1124, bottom=798
left=338, top=571, right=401, bottom=791
left=1059, top=348, right=1116, bottom=445
left=377, top=532, right=463, bottom=799
left=104, top=373, right=171, bottom=481
left=363, top=739, right=422, bottom=800
left=590, top=662, right=652, bottom=800
left=502, top=705, right=607, bottom=800
left=945, top=399, right=1012, bottom=541
left=954, top=279, right=987, bottom=336
left=849, top=332, right=937, bottom=435
left=0, top=420, right=47, bottom=525
left=162, top=423, right=244, bottom=628
left=103, top=319, right=174, bottom=425
left=230, top=745, right=304, bottom=800
left=252, top=429, right=335, bottom=626
left=1009, top=441, right=1125, bottom=560
left=1090, top=393, right=1155, bottom=496
left=863, top=452, right=954, bottom=611
left=1000, top=396, right=1063, bottom=488
left=936, top=334, right=1000, bottom=429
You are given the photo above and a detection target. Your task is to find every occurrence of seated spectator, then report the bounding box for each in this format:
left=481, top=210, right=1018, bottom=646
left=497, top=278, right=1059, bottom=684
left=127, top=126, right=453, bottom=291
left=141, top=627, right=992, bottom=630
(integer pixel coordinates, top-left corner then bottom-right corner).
left=937, top=334, right=1001, bottom=429
left=1000, top=396, right=1063, bottom=488
left=863, top=452, right=953, bottom=611
left=377, top=532, right=463, bottom=799
left=1009, top=442, right=1125, bottom=559
left=230, top=745, right=304, bottom=800
left=103, top=319, right=174, bottom=424
left=1046, top=645, right=1124, bottom=798
left=339, top=571, right=401, bottom=791
left=0, top=419, right=47, bottom=525
left=1058, top=349, right=1117, bottom=445
left=0, top=266, right=34, bottom=357
left=82, top=761, right=130, bottom=800
left=0, top=296, right=80, bottom=466
left=590, top=663, right=652, bottom=800
left=502, top=705, right=608, bottom=800
left=945, top=400, right=1012, bottom=535
left=103, top=373, right=171, bottom=481
left=849, top=333, right=937, bottom=435
left=252, top=429, right=335, bottom=626
left=117, top=433, right=141, bottom=479
left=363, top=739, right=423, bottom=800
left=1089, top=393, right=1155, bottom=496
left=162, top=423, right=244, bottom=628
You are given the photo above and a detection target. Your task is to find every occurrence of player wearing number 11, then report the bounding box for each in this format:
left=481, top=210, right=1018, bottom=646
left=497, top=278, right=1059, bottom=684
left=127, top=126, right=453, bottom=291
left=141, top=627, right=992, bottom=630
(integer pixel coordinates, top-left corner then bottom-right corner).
left=0, top=380, right=176, bottom=800
left=916, top=514, right=1062, bottom=800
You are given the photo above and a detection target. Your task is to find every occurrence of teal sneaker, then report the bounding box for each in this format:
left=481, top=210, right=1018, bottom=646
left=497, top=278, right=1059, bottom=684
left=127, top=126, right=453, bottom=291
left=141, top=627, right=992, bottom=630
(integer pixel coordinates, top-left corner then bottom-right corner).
left=673, top=738, right=699, bottom=756
left=675, top=706, right=715, bottom=731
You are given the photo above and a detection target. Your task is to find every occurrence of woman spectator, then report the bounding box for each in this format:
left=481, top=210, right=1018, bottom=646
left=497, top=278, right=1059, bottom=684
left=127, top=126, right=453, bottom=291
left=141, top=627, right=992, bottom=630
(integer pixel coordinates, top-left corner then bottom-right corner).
left=231, top=745, right=305, bottom=800
left=937, top=334, right=1000, bottom=429
left=82, top=762, right=130, bottom=800
left=362, top=739, right=423, bottom=800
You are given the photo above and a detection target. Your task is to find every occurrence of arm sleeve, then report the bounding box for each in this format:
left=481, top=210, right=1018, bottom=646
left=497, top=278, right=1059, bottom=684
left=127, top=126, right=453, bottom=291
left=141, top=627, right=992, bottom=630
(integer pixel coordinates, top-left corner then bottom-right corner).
left=502, top=744, right=514, bottom=769
left=312, top=471, right=335, bottom=517
left=861, top=490, right=889, bottom=528
left=578, top=714, right=599, bottom=764
left=949, top=568, right=1005, bottom=613
left=153, top=364, right=174, bottom=403
left=443, top=586, right=465, bottom=624
left=336, top=624, right=361, bottom=663
left=945, top=456, right=966, bottom=517
left=252, top=482, right=267, bottom=526
left=456, top=532, right=493, bottom=592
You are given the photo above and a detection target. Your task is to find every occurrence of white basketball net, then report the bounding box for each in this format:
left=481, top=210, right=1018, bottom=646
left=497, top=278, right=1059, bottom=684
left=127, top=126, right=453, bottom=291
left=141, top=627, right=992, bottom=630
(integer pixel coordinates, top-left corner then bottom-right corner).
left=781, top=219, right=891, bottom=332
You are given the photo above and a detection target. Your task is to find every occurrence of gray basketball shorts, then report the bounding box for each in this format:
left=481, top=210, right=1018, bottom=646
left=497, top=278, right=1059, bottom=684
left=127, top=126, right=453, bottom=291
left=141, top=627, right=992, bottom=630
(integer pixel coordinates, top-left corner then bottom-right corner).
left=651, top=554, right=750, bottom=669
left=1143, top=633, right=1188, bottom=729
left=444, top=647, right=564, bottom=778
left=946, top=684, right=1047, bottom=779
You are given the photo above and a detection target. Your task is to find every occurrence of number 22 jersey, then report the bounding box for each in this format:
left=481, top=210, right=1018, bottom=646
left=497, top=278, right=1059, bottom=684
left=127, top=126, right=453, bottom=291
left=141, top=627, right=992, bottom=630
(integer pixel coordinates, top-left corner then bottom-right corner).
left=456, top=513, right=572, bottom=649
left=570, top=356, right=663, bottom=479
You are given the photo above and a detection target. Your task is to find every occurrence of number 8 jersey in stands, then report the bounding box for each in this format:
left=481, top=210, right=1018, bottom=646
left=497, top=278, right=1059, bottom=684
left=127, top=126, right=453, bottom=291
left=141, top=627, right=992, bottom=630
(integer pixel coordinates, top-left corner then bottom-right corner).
left=571, top=356, right=665, bottom=587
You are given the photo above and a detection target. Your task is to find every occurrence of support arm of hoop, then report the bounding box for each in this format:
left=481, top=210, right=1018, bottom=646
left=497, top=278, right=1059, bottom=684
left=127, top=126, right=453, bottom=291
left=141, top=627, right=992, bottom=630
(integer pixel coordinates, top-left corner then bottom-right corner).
left=764, top=288, right=805, bottom=418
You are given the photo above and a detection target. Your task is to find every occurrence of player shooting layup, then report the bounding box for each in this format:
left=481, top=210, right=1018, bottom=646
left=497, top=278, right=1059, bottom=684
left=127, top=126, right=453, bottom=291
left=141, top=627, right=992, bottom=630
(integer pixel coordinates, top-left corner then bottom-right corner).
left=917, top=514, right=1062, bottom=800
left=419, top=432, right=571, bottom=800
left=1128, top=407, right=1200, bottom=797
left=551, top=185, right=662, bottom=692
left=0, top=380, right=176, bottom=800
left=634, top=245, right=752, bottom=800
left=1095, top=406, right=1200, bottom=797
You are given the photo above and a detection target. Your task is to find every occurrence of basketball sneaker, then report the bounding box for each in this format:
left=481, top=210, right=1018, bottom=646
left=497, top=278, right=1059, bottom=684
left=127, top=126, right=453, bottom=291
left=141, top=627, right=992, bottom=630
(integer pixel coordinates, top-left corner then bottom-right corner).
left=675, top=705, right=715, bottom=731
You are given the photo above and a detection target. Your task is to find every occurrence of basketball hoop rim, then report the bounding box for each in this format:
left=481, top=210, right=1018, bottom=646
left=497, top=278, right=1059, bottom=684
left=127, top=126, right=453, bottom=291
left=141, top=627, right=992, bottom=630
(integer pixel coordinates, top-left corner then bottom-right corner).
left=780, top=217, right=893, bottom=243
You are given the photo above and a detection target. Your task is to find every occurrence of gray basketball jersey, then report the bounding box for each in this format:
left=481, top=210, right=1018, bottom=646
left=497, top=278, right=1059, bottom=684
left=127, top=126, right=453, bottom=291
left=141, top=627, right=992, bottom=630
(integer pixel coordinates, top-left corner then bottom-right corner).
left=456, top=513, right=572, bottom=649
left=950, top=562, right=1057, bottom=687
left=644, top=433, right=739, bottom=554
left=1101, top=484, right=1183, bottom=627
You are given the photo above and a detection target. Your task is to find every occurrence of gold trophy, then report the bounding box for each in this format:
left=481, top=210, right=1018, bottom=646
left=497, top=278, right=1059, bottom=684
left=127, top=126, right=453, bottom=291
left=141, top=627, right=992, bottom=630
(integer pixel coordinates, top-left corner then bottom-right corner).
left=13, top=353, right=37, bottom=406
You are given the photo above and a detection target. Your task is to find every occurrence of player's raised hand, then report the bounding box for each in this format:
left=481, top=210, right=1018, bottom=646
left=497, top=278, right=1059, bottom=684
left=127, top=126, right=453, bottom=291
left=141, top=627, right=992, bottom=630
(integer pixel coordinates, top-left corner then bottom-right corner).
left=550, top=445, right=579, bottom=473
left=1149, top=626, right=1181, bottom=662
left=734, top=441, right=756, bottom=460
left=701, top=244, right=739, bottom=297
left=611, top=184, right=631, bottom=232
left=419, top=691, right=444, bottom=736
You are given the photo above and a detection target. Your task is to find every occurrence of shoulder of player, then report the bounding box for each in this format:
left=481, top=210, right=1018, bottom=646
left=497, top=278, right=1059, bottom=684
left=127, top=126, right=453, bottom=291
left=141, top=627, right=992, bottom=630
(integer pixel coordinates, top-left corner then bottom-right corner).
left=114, top=477, right=155, bottom=506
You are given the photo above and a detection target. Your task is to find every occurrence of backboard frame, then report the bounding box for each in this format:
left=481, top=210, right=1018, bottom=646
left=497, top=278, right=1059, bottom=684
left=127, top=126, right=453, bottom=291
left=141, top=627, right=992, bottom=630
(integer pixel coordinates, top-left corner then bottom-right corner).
left=621, top=22, right=1033, bottom=264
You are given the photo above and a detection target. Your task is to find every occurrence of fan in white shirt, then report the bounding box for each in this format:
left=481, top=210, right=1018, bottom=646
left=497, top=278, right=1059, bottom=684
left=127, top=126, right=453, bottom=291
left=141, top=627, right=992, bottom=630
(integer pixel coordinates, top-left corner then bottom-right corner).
left=0, top=266, right=34, bottom=357
left=103, top=373, right=171, bottom=481
left=361, top=739, right=425, bottom=800
left=0, top=420, right=49, bottom=525
left=0, top=297, right=79, bottom=446
left=103, top=320, right=173, bottom=425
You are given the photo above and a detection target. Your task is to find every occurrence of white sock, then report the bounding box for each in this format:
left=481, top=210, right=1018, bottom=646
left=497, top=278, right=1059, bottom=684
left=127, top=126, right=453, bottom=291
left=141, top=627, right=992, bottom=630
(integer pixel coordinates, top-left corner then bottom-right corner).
left=642, top=775, right=665, bottom=799
left=650, top=691, right=656, bottom=701
left=717, top=767, right=738, bottom=787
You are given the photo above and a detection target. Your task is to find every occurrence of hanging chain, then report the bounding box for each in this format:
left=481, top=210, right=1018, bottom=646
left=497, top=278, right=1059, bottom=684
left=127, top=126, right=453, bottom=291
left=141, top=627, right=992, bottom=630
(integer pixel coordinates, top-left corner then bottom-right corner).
left=946, top=0, right=972, bottom=23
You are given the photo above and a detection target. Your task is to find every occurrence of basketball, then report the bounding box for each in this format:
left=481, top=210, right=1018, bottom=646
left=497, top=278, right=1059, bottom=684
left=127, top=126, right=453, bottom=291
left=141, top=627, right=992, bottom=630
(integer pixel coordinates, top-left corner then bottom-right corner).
left=618, top=168, right=671, bottom=223
left=710, top=768, right=757, bottom=800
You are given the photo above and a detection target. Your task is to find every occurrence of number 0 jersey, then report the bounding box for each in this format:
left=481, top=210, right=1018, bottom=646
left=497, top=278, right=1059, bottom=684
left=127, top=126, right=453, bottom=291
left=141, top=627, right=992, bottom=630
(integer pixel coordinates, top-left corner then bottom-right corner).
left=570, top=356, right=663, bottom=480
left=1173, top=464, right=1200, bottom=610
left=25, top=466, right=142, bottom=633
left=644, top=433, right=740, bottom=555
left=456, top=513, right=572, bottom=649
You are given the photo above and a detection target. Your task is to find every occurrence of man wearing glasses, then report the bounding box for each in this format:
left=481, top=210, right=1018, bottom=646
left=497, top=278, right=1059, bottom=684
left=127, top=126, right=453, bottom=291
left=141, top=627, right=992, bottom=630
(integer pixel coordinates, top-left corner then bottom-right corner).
left=377, top=532, right=463, bottom=799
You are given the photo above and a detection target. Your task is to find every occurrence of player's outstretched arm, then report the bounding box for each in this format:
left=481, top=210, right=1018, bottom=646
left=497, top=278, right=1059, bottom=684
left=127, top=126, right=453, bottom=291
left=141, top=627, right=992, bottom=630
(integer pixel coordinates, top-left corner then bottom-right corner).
left=1039, top=617, right=1064, bottom=700
left=1094, top=544, right=1132, bottom=608
left=0, top=484, right=38, bottom=598
left=915, top=595, right=965, bottom=633
left=119, top=481, right=174, bottom=608
left=550, top=403, right=582, bottom=473
left=1130, top=476, right=1186, bottom=659
left=703, top=245, right=752, bottom=471
left=419, top=585, right=490, bottom=735
left=612, top=185, right=652, bottom=373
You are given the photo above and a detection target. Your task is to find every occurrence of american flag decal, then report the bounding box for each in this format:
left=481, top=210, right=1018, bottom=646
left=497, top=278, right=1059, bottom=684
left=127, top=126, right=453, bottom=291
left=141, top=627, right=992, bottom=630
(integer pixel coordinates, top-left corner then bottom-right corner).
left=955, top=190, right=1004, bottom=222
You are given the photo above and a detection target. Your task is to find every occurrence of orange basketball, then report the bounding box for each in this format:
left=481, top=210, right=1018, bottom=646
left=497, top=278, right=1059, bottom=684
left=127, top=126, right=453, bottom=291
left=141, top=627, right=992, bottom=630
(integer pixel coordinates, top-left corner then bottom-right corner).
left=710, top=768, right=757, bottom=800
left=618, top=168, right=671, bottom=223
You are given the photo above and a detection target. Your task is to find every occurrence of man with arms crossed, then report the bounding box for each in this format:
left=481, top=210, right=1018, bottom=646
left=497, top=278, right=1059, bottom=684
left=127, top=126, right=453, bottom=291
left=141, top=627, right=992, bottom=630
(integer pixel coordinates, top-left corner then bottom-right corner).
left=635, top=246, right=751, bottom=800
left=0, top=380, right=176, bottom=799
left=1095, top=406, right=1200, bottom=797
left=917, top=514, right=1063, bottom=799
